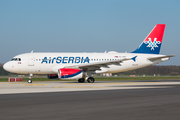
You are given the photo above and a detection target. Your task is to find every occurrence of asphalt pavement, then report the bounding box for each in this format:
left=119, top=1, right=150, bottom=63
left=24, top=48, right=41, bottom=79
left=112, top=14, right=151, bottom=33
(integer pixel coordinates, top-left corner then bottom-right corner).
left=0, top=80, right=180, bottom=120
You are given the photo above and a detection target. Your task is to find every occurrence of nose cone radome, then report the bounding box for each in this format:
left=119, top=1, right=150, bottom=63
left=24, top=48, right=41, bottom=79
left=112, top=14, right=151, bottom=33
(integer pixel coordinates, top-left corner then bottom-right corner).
left=3, top=62, right=11, bottom=72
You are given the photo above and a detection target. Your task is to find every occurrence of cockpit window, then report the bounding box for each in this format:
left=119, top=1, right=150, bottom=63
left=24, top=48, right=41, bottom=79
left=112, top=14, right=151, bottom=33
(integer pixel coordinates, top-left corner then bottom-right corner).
left=11, top=58, right=21, bottom=61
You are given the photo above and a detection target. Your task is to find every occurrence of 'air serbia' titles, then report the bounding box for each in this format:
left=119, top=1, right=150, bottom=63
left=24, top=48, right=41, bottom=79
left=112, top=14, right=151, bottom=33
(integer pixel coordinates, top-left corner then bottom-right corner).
left=41, top=56, right=89, bottom=64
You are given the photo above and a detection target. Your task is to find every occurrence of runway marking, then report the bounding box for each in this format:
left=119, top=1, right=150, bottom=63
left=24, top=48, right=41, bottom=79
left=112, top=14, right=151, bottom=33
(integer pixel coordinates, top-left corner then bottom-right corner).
left=53, top=86, right=107, bottom=88
left=2, top=82, right=24, bottom=84
left=0, top=81, right=179, bottom=94
left=62, top=82, right=136, bottom=85
left=23, top=84, right=47, bottom=86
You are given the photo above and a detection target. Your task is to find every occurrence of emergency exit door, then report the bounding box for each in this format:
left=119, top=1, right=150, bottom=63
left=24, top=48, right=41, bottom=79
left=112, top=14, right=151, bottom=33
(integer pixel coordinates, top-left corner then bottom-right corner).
left=28, top=55, right=34, bottom=66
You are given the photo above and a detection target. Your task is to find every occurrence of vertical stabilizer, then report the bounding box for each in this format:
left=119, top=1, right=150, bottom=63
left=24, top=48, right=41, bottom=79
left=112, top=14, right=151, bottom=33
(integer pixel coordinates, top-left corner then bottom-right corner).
left=132, top=24, right=165, bottom=54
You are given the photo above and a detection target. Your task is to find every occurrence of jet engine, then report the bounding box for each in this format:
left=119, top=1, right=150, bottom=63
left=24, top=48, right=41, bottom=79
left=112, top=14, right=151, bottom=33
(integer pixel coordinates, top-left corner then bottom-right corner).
left=58, top=68, right=83, bottom=79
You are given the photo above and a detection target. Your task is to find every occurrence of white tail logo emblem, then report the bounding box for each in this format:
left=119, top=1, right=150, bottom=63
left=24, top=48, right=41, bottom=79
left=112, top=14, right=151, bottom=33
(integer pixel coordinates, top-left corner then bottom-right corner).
left=144, top=38, right=161, bottom=50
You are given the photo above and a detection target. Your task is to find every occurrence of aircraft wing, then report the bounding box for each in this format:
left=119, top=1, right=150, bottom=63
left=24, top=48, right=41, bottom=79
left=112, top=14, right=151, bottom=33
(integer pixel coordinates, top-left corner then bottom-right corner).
left=148, top=55, right=176, bottom=61
left=65, top=57, right=134, bottom=71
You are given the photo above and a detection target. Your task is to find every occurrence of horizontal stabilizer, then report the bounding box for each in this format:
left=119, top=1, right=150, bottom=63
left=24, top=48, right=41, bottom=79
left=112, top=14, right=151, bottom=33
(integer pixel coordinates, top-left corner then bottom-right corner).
left=148, top=55, right=176, bottom=61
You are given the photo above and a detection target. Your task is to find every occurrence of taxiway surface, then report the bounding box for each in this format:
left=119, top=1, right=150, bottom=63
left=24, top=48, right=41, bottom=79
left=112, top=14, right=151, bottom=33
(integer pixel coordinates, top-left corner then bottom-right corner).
left=0, top=80, right=180, bottom=120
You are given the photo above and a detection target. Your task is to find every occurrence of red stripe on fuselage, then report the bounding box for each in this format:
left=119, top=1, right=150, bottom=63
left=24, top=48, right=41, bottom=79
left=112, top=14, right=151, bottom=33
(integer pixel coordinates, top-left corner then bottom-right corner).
left=60, top=68, right=81, bottom=76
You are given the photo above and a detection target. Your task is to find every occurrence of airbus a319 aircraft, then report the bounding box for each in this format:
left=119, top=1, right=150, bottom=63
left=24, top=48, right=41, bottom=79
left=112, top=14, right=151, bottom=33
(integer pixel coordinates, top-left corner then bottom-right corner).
left=3, top=24, right=175, bottom=83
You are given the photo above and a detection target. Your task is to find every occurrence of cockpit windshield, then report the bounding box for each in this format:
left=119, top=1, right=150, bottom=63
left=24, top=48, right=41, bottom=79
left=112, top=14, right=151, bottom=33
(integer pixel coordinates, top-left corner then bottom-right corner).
left=11, top=58, right=21, bottom=61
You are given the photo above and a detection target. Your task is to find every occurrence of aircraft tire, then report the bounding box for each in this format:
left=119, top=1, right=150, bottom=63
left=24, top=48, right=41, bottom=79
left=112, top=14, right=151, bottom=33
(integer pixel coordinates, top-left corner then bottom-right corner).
left=27, top=79, right=32, bottom=83
left=87, top=77, right=95, bottom=83
left=78, top=78, right=85, bottom=83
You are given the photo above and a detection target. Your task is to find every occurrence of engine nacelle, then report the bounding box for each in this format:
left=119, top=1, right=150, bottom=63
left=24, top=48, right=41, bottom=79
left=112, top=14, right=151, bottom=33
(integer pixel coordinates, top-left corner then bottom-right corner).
left=47, top=74, right=58, bottom=79
left=58, top=68, right=83, bottom=79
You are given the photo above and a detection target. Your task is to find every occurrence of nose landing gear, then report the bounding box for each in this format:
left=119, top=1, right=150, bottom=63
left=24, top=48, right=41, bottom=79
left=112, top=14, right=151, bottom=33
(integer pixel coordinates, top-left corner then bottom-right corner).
left=27, top=73, right=33, bottom=83
left=27, top=79, right=32, bottom=83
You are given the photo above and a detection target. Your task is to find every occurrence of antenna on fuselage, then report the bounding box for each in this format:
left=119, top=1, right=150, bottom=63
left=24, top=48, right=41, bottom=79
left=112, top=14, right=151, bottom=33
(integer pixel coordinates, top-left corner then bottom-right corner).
left=31, top=50, right=33, bottom=53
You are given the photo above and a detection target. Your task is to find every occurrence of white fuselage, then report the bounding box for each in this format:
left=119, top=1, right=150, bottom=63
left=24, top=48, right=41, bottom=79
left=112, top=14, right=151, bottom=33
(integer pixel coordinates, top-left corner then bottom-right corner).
left=3, top=24, right=173, bottom=83
left=3, top=52, right=168, bottom=75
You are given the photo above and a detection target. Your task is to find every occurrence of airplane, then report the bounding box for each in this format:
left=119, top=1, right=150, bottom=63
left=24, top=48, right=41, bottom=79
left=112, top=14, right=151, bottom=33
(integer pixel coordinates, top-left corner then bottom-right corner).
left=3, top=24, right=175, bottom=83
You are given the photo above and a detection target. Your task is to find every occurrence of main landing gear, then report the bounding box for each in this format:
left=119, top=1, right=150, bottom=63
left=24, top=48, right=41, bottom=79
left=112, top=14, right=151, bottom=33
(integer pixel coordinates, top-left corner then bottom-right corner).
left=78, top=77, right=95, bottom=83
left=27, top=73, right=33, bottom=83
left=78, top=78, right=85, bottom=83
left=87, top=77, right=95, bottom=83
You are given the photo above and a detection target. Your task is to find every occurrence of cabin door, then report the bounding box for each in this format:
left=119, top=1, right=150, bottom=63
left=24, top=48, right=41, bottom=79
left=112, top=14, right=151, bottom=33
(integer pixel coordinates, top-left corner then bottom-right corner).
left=28, top=55, right=34, bottom=66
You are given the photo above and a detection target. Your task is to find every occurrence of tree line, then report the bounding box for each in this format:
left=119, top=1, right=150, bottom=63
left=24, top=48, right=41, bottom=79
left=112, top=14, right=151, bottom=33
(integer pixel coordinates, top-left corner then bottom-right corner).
left=117, top=65, right=180, bottom=76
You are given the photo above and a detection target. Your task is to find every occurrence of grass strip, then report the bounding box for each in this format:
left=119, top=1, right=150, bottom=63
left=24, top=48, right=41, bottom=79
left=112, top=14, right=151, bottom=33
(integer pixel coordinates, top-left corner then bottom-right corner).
left=0, top=76, right=180, bottom=82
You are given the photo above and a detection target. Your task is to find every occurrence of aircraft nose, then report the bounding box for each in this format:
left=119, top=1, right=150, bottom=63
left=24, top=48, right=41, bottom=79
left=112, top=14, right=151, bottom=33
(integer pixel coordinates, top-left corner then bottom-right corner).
left=3, top=62, right=11, bottom=72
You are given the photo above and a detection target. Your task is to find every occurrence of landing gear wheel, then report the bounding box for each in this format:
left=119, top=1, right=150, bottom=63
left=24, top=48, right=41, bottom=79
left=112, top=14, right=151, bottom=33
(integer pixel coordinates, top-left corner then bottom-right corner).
left=28, top=73, right=33, bottom=83
left=87, top=77, right=95, bottom=83
left=27, top=79, right=32, bottom=83
left=78, top=78, right=85, bottom=83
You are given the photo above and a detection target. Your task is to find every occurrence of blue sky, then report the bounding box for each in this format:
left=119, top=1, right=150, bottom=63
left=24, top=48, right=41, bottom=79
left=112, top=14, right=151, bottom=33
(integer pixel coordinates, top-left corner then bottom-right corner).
left=0, top=0, right=179, bottom=65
